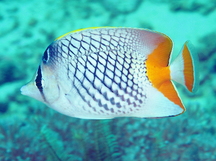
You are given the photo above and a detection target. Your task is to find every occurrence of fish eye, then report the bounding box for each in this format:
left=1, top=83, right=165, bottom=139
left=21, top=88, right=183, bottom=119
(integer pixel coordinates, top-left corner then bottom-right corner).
left=42, top=48, right=49, bottom=63
left=35, top=65, right=43, bottom=91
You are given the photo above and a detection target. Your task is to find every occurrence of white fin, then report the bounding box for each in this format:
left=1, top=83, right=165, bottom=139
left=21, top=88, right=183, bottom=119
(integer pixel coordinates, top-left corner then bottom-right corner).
left=170, top=41, right=199, bottom=92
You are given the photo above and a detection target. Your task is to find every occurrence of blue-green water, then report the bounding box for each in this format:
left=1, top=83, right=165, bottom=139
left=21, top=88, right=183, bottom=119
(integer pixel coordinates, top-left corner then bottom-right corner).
left=0, top=0, right=215, bottom=160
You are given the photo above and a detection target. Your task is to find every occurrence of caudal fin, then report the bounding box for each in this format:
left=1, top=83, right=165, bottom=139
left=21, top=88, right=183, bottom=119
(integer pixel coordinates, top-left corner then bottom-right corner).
left=170, top=41, right=199, bottom=92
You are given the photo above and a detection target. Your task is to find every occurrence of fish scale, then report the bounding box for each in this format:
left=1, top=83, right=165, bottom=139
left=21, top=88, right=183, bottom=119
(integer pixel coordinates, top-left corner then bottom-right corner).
left=67, top=49, right=146, bottom=115
left=44, top=29, right=148, bottom=116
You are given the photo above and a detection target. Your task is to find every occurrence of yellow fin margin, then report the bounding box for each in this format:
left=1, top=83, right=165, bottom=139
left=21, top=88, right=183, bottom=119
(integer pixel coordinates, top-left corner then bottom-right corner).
left=55, top=27, right=115, bottom=40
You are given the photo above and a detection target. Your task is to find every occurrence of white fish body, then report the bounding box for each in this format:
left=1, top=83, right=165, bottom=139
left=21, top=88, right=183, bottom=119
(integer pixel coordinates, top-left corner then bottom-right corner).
left=21, top=27, right=198, bottom=119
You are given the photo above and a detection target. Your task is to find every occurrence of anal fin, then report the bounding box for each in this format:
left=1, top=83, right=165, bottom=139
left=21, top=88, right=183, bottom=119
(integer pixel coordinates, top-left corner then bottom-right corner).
left=159, top=80, right=185, bottom=112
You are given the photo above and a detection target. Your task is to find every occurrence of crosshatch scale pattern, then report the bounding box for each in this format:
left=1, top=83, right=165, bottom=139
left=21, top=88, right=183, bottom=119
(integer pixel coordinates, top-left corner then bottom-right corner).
left=44, top=28, right=150, bottom=116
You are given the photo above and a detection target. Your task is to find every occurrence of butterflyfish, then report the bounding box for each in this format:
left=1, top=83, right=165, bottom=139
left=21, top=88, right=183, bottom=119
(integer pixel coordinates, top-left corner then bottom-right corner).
left=21, top=27, right=198, bottom=119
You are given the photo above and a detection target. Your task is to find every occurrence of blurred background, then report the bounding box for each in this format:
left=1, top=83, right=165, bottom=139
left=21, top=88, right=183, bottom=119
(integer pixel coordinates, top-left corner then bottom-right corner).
left=0, top=0, right=215, bottom=160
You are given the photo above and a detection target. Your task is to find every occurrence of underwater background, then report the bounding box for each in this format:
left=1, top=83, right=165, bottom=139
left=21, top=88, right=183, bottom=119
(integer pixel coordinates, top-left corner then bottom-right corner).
left=0, top=0, right=216, bottom=160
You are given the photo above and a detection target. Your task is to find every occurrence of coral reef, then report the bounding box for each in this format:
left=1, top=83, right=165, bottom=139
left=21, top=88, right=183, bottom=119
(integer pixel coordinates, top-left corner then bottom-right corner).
left=0, top=0, right=215, bottom=160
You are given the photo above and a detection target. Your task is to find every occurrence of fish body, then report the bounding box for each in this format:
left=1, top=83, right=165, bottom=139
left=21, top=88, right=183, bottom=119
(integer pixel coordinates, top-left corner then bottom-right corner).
left=21, top=27, right=198, bottom=119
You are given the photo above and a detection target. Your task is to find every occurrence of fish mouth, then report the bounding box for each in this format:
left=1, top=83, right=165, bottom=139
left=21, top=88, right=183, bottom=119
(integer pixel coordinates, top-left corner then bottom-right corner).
left=20, top=82, right=34, bottom=96
left=20, top=85, right=28, bottom=95
left=20, top=82, right=46, bottom=103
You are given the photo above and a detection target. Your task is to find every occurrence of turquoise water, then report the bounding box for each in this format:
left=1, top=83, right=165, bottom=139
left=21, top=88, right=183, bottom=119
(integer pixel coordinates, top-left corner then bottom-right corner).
left=0, top=0, right=215, bottom=160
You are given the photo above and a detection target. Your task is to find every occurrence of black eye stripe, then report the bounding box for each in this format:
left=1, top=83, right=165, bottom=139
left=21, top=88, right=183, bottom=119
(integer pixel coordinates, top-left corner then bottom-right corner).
left=35, top=66, right=43, bottom=92
left=35, top=65, right=47, bottom=102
